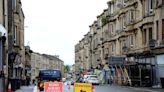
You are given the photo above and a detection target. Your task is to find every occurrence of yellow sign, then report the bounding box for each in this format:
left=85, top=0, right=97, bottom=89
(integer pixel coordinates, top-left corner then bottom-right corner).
left=74, top=83, right=92, bottom=92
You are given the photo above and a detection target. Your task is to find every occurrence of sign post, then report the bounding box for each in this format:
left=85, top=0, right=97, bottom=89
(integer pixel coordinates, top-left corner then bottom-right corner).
left=44, top=82, right=62, bottom=92
left=74, top=83, right=92, bottom=92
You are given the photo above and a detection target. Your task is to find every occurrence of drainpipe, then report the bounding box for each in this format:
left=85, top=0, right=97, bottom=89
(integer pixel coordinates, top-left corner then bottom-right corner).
left=0, top=37, right=3, bottom=92
left=0, top=36, right=6, bottom=92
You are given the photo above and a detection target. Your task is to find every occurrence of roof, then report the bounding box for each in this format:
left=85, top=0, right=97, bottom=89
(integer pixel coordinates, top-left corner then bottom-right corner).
left=42, top=54, right=64, bottom=62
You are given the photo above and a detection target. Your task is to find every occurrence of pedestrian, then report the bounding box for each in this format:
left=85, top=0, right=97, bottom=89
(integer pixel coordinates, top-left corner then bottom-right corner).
left=100, top=70, right=104, bottom=85
left=109, top=75, right=113, bottom=85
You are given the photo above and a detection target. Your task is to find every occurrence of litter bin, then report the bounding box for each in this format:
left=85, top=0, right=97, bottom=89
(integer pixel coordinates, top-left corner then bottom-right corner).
left=10, top=79, right=17, bottom=91
left=16, top=79, right=21, bottom=89
left=160, top=78, right=164, bottom=88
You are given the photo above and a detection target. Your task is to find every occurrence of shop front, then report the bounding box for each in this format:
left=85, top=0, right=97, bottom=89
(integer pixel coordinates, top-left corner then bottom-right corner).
left=156, top=54, right=164, bottom=88
left=125, top=53, right=156, bottom=87
left=0, top=24, right=7, bottom=92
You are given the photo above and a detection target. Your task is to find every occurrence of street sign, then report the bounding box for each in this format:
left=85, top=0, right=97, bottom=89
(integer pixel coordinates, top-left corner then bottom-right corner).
left=74, top=83, right=92, bottom=92
left=44, top=82, right=62, bottom=92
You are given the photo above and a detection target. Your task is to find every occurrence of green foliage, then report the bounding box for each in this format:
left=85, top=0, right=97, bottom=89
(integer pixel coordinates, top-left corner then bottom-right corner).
left=64, top=65, right=70, bottom=73
left=101, top=16, right=108, bottom=26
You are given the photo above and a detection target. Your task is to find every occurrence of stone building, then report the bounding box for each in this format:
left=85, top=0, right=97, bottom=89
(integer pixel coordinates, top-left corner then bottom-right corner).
left=8, top=0, right=25, bottom=91
left=31, top=53, right=64, bottom=81
left=0, top=0, right=8, bottom=91
left=75, top=0, right=164, bottom=87
left=24, top=46, right=33, bottom=85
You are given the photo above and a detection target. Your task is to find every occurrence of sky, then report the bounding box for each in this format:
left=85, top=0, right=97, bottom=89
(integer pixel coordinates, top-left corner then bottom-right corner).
left=21, top=0, right=109, bottom=65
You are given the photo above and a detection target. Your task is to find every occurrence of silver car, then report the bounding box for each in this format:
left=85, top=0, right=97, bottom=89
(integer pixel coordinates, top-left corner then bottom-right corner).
left=86, top=75, right=100, bottom=85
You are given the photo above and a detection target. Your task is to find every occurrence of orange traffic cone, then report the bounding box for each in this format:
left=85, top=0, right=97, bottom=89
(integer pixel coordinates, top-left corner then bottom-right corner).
left=92, top=85, right=96, bottom=92
left=7, top=82, right=11, bottom=92
left=68, top=85, right=70, bottom=91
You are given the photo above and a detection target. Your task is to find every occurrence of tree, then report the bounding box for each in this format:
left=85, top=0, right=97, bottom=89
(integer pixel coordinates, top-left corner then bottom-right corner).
left=64, top=65, right=70, bottom=73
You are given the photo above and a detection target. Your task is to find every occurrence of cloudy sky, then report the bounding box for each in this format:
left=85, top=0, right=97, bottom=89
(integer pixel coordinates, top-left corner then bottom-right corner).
left=21, top=0, right=109, bottom=65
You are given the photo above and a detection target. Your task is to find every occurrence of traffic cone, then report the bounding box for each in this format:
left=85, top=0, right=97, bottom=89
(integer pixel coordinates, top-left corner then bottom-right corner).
left=68, top=85, right=71, bottom=91
left=7, top=82, right=11, bottom=92
left=92, top=85, right=96, bottom=92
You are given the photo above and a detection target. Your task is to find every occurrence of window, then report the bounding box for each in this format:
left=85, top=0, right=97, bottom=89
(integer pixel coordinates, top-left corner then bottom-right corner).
left=119, top=17, right=122, bottom=30
left=144, top=0, right=148, bottom=16
left=143, top=29, right=147, bottom=45
left=144, top=0, right=154, bottom=16
left=111, top=4, right=114, bottom=14
left=149, top=0, right=153, bottom=10
left=129, top=10, right=135, bottom=23
left=162, top=19, right=164, bottom=40
left=112, top=44, right=114, bottom=52
left=124, top=14, right=127, bottom=26
left=130, top=35, right=134, bottom=46
left=13, top=0, right=17, bottom=10
left=149, top=27, right=153, bottom=40
left=156, top=21, right=159, bottom=40
left=148, top=0, right=154, bottom=15
left=2, top=0, right=5, bottom=27
left=14, top=26, right=17, bottom=43
left=111, top=24, right=114, bottom=33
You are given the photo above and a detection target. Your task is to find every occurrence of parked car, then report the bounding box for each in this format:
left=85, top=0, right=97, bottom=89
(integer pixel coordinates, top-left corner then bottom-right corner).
left=86, top=75, right=99, bottom=85
left=76, top=77, right=84, bottom=83
left=83, top=75, right=91, bottom=83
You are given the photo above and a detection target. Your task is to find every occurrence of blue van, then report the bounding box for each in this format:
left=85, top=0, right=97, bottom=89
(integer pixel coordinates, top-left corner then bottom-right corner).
left=37, top=69, right=62, bottom=91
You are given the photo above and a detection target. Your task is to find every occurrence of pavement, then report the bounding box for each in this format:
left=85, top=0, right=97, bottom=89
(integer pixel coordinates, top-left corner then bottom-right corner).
left=15, top=85, right=35, bottom=92
left=14, top=84, right=164, bottom=92
left=95, top=85, right=164, bottom=92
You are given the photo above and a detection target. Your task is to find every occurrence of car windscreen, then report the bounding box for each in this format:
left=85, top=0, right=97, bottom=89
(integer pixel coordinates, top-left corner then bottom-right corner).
left=39, top=70, right=61, bottom=80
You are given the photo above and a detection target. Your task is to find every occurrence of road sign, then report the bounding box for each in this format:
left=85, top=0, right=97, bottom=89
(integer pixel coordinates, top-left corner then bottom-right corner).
left=44, top=82, right=62, bottom=92
left=74, top=83, right=92, bottom=92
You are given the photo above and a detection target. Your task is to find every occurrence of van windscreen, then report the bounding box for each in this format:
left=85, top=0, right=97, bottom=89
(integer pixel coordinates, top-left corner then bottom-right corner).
left=39, top=70, right=61, bottom=80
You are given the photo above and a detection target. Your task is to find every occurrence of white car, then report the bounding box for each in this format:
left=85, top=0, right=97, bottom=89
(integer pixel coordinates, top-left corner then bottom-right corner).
left=86, top=75, right=100, bottom=85
left=83, top=75, right=90, bottom=83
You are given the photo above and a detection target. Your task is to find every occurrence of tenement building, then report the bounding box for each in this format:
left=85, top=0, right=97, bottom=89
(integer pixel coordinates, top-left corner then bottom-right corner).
left=75, top=0, right=164, bottom=87
left=31, top=52, right=64, bottom=81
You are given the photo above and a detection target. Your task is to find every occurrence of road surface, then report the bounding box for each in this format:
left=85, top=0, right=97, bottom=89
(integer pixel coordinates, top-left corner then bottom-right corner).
left=15, top=84, right=164, bottom=92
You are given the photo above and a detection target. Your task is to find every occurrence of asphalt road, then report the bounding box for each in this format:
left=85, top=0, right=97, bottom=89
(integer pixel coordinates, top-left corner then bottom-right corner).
left=15, top=84, right=164, bottom=92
